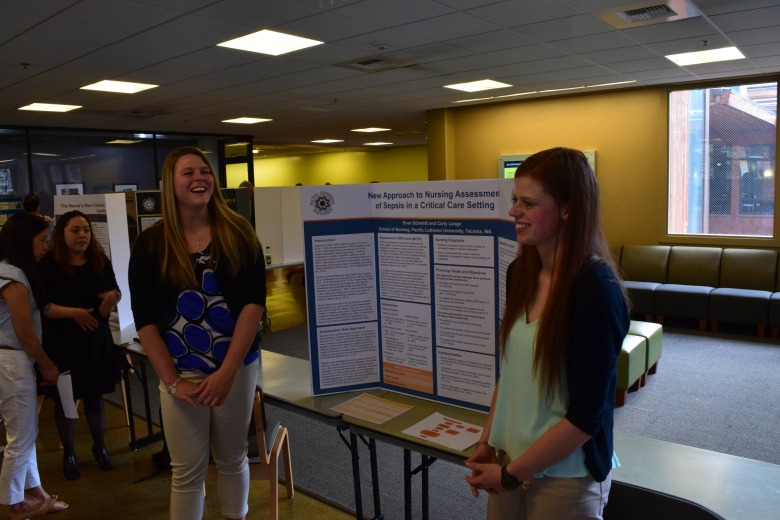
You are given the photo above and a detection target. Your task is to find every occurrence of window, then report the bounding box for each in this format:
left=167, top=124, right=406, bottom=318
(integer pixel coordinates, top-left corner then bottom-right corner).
left=0, top=167, right=14, bottom=194
left=668, top=82, right=777, bottom=237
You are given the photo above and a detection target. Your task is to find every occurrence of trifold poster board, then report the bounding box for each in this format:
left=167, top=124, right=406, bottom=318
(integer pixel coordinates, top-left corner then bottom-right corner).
left=256, top=186, right=304, bottom=265
left=53, top=193, right=133, bottom=329
left=301, top=179, right=516, bottom=412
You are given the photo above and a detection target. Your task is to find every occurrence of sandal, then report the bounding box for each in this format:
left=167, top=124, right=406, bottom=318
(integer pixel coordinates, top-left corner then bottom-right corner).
left=47, top=495, right=69, bottom=514
left=8, top=495, right=55, bottom=520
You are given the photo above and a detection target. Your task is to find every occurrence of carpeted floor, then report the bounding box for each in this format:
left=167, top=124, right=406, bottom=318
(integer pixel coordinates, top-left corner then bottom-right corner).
left=107, top=324, right=780, bottom=519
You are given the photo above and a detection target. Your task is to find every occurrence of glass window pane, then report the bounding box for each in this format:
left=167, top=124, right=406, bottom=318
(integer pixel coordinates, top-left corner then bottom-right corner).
left=668, top=82, right=777, bottom=237
left=28, top=130, right=159, bottom=216
left=0, top=128, right=31, bottom=198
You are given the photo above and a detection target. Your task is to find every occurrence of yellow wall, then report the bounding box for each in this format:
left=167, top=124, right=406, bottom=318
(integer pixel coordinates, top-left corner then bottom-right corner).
left=247, top=146, right=428, bottom=187
left=427, top=87, right=669, bottom=246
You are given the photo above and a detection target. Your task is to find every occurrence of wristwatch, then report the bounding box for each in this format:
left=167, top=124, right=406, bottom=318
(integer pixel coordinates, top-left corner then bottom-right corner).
left=501, top=464, right=520, bottom=491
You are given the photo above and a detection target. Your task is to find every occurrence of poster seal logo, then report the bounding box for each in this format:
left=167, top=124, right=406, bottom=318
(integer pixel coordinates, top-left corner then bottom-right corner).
left=141, top=197, right=157, bottom=212
left=310, top=191, right=335, bottom=215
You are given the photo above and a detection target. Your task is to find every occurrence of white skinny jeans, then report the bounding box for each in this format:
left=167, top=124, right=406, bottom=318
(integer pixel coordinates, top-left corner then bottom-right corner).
left=0, top=350, right=42, bottom=505
left=160, top=359, right=259, bottom=520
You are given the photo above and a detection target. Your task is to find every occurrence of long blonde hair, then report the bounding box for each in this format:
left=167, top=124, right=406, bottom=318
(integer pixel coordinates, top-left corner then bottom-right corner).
left=150, top=146, right=260, bottom=288
left=500, top=147, right=626, bottom=402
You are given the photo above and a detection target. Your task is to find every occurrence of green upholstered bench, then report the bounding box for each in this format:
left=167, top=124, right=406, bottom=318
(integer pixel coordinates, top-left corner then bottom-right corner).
left=628, top=320, right=662, bottom=385
left=616, top=334, right=646, bottom=407
left=710, top=248, right=777, bottom=337
left=620, top=245, right=670, bottom=321
left=653, top=246, right=722, bottom=331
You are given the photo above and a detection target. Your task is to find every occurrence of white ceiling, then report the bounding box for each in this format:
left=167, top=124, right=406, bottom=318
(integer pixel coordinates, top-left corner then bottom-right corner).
left=1, top=0, right=778, bottom=154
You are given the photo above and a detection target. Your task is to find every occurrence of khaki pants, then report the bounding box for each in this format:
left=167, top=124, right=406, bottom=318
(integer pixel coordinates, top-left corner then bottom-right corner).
left=487, top=450, right=611, bottom=520
left=160, top=359, right=259, bottom=520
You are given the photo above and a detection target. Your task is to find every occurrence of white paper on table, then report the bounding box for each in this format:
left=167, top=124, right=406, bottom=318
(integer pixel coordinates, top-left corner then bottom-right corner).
left=56, top=372, right=79, bottom=419
left=331, top=393, right=413, bottom=424
left=401, top=412, right=482, bottom=451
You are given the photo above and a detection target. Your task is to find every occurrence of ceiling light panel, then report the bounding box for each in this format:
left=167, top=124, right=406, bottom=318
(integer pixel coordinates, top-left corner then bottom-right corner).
left=18, top=103, right=82, bottom=112
left=666, top=46, right=745, bottom=66
left=444, top=79, right=512, bottom=92
left=217, top=29, right=323, bottom=56
left=222, top=117, right=273, bottom=124
left=81, top=80, right=158, bottom=93
left=352, top=127, right=390, bottom=132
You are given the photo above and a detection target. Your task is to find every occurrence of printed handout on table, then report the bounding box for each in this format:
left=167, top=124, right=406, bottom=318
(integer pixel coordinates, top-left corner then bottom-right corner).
left=401, top=412, right=483, bottom=451
left=331, top=393, right=413, bottom=424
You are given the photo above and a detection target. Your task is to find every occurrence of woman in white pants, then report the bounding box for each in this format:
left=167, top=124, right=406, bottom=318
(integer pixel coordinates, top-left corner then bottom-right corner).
left=129, top=147, right=266, bottom=519
left=0, top=212, right=69, bottom=519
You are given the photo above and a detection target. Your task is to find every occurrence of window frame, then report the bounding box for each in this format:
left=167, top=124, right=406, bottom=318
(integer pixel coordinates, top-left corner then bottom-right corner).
left=663, top=76, right=779, bottom=248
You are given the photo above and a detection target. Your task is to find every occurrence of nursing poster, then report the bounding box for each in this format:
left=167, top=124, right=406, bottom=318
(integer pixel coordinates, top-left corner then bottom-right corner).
left=301, top=179, right=516, bottom=412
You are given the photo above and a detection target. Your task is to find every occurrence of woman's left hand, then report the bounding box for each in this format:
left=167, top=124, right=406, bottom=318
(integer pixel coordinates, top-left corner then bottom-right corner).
left=196, top=368, right=236, bottom=407
left=464, top=461, right=502, bottom=496
left=97, top=291, right=117, bottom=318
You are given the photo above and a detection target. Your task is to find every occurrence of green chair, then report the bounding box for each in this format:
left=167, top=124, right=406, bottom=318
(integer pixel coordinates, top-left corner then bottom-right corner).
left=616, top=335, right=646, bottom=407
left=628, top=321, right=663, bottom=385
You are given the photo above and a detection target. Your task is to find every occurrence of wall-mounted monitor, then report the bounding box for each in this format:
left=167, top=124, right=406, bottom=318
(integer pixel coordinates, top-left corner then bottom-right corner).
left=498, top=154, right=532, bottom=179
left=498, top=151, right=596, bottom=178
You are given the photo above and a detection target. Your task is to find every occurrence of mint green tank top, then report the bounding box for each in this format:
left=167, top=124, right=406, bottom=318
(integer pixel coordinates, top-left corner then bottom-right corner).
left=488, top=316, right=589, bottom=478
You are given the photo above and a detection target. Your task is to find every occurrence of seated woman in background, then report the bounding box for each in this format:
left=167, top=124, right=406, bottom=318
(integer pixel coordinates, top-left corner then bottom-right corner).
left=39, top=210, right=121, bottom=480
left=0, top=212, right=68, bottom=519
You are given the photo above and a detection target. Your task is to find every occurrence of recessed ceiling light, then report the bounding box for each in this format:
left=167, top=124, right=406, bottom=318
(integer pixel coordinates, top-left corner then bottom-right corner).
left=222, top=117, right=273, bottom=124
left=538, top=86, right=585, bottom=93
left=81, top=80, right=158, bottom=94
left=312, top=139, right=344, bottom=144
left=586, top=80, right=636, bottom=88
left=217, top=29, right=323, bottom=56
left=31, top=152, right=61, bottom=157
left=105, top=139, right=142, bottom=144
left=18, top=103, right=81, bottom=112
left=352, top=127, right=390, bottom=133
left=364, top=142, right=393, bottom=146
left=453, top=91, right=538, bottom=103
left=444, top=80, right=512, bottom=92
left=665, top=46, right=745, bottom=66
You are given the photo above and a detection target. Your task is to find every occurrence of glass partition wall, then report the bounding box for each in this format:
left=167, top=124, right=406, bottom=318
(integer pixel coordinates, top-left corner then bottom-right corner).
left=0, top=127, right=250, bottom=217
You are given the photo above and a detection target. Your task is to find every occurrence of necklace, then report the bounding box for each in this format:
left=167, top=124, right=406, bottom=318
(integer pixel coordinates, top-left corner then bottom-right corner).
left=187, top=230, right=210, bottom=250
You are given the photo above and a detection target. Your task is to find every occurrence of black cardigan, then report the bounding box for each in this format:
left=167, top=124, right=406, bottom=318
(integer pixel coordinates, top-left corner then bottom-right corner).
left=506, top=258, right=629, bottom=481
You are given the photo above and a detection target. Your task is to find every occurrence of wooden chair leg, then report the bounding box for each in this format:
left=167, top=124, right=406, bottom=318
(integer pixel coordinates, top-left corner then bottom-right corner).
left=698, top=319, right=707, bottom=331
left=283, top=434, right=294, bottom=498
left=649, top=361, right=658, bottom=375
left=615, top=389, right=627, bottom=407
left=269, top=456, right=279, bottom=520
left=639, top=373, right=647, bottom=387
left=757, top=325, right=766, bottom=338
left=629, top=379, right=641, bottom=392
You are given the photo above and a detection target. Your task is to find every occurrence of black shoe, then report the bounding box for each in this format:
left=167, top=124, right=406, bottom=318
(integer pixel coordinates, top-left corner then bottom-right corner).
left=63, top=455, right=81, bottom=480
left=92, top=445, right=114, bottom=471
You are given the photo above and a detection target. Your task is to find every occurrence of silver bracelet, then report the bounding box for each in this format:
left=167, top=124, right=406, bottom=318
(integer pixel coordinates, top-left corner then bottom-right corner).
left=166, top=377, right=182, bottom=395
